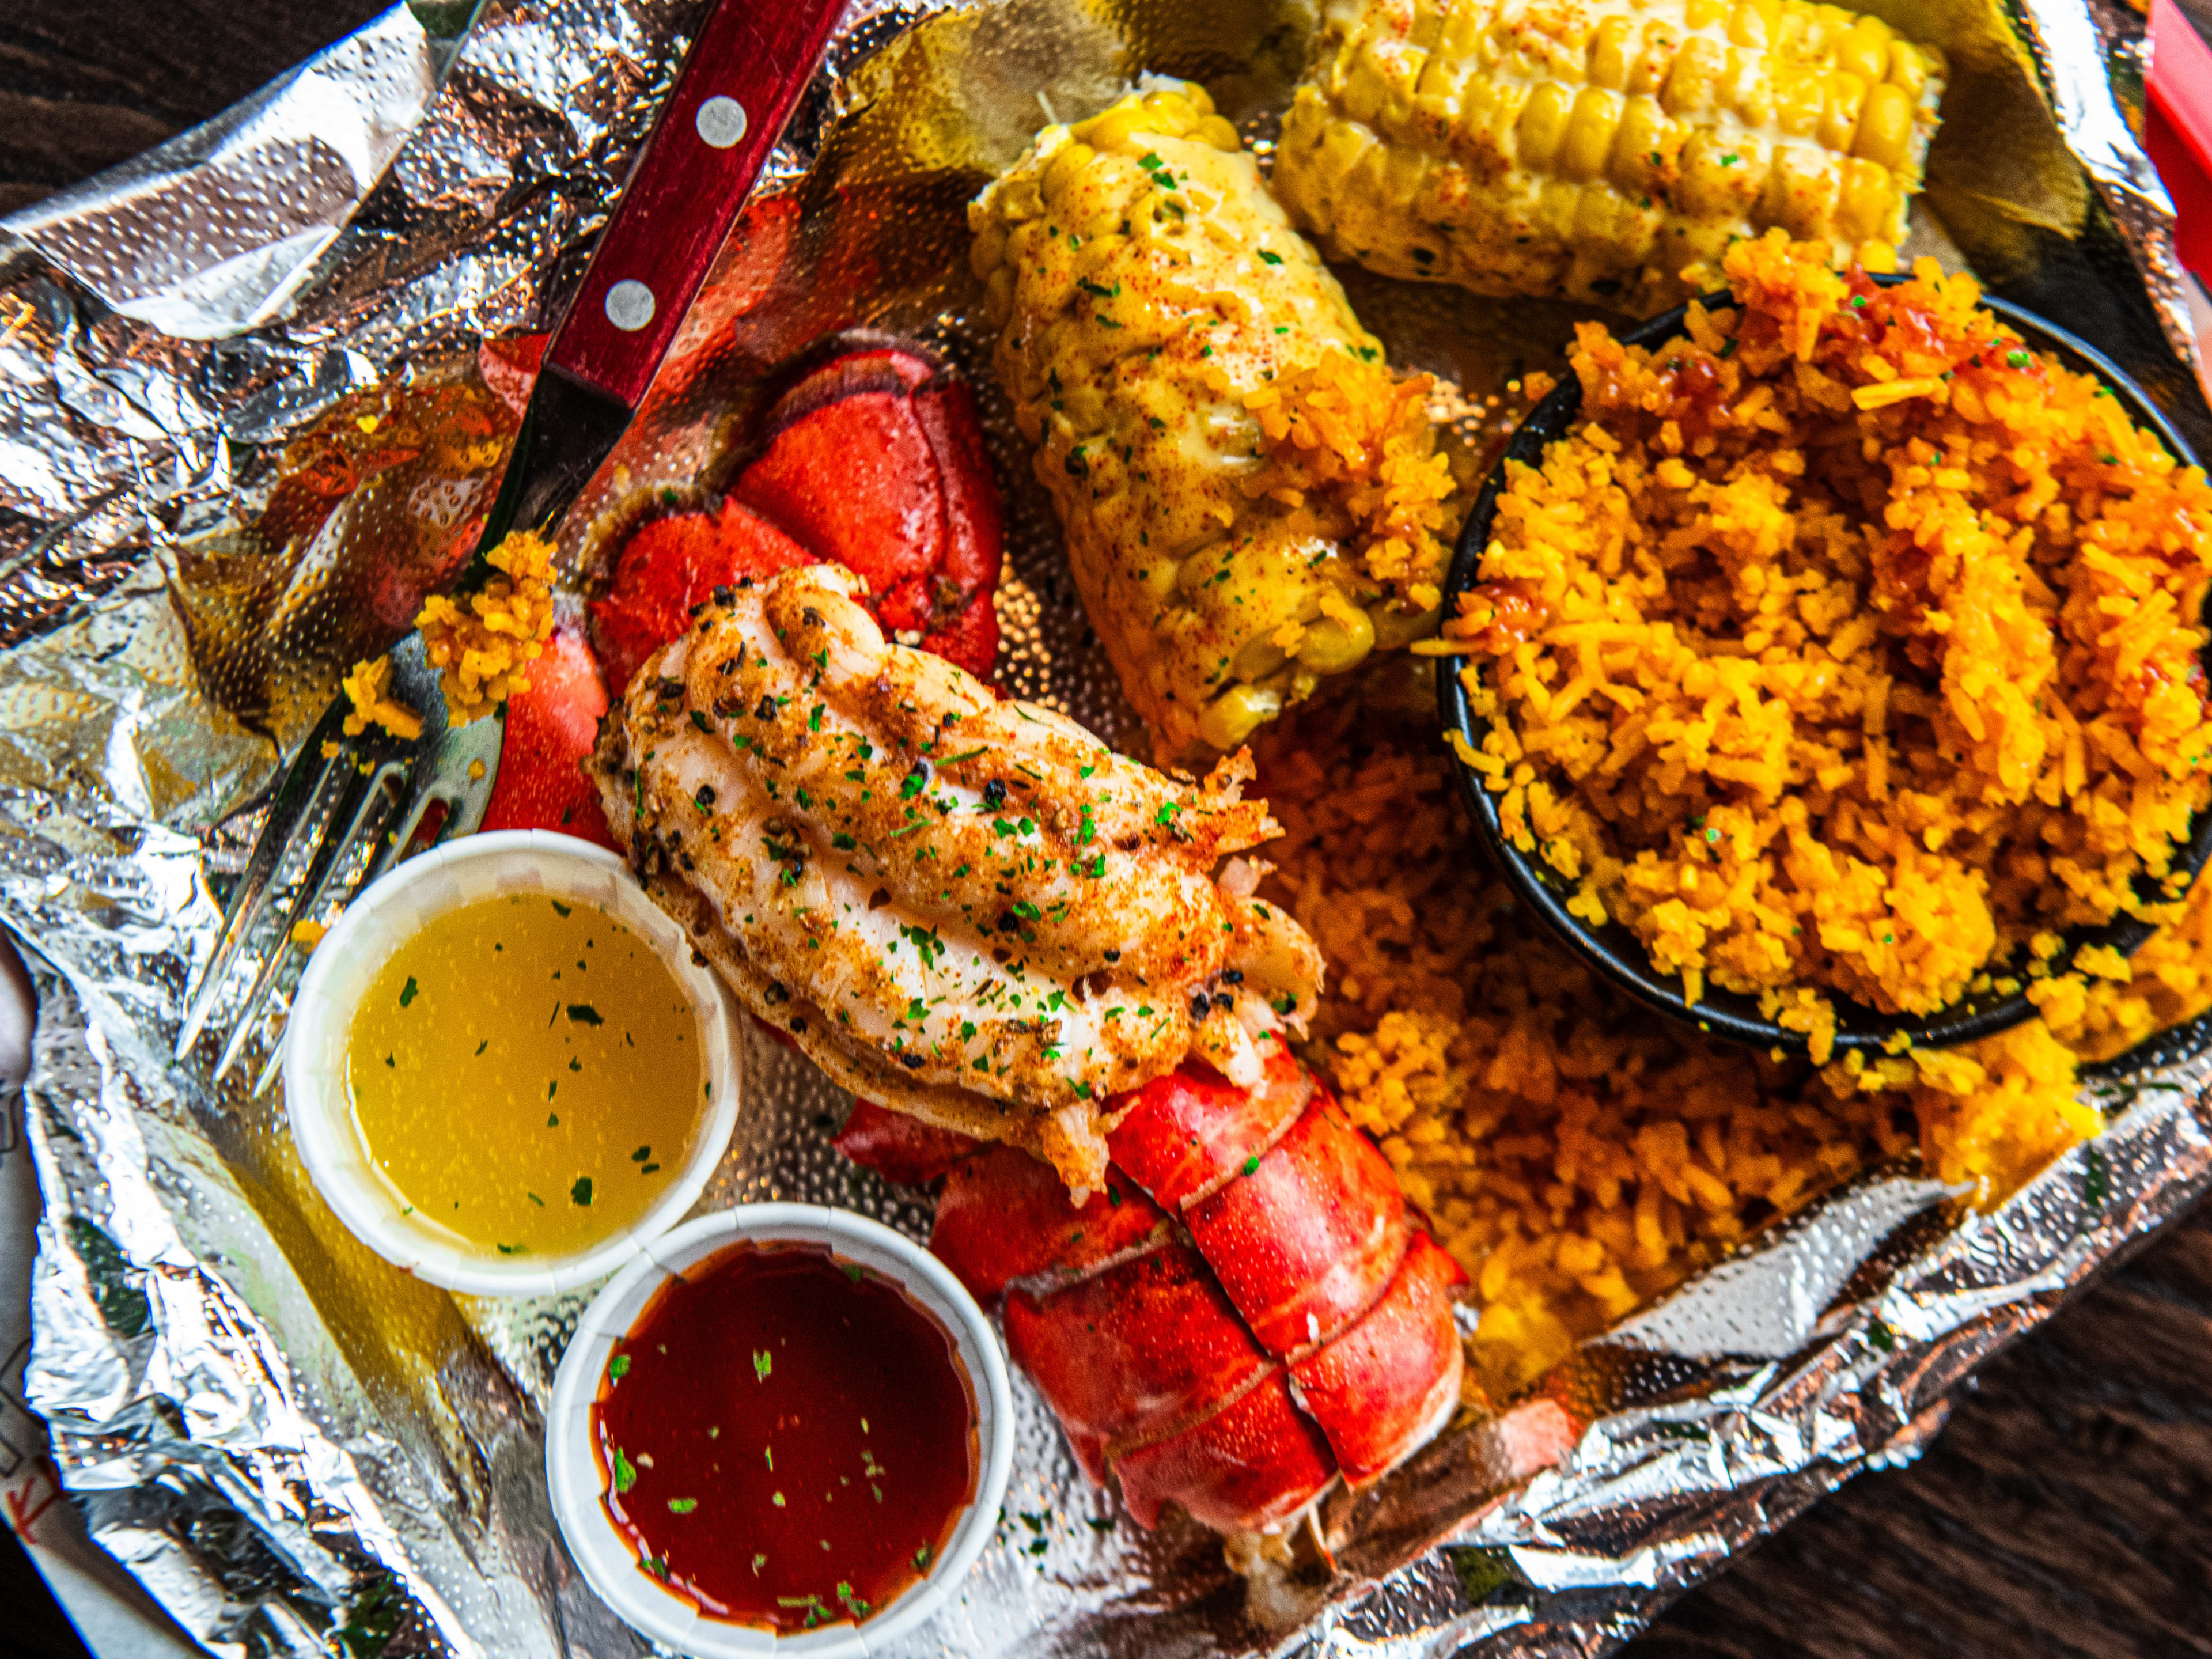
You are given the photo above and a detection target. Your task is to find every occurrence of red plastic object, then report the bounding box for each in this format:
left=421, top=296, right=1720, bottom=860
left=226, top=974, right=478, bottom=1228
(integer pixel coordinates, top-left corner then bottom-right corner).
left=2150, top=0, right=2212, bottom=279
left=548, top=0, right=845, bottom=410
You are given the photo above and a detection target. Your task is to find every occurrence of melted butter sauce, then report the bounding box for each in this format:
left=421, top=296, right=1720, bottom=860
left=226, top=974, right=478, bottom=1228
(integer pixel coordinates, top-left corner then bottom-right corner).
left=344, top=893, right=704, bottom=1257
left=592, top=1243, right=978, bottom=1633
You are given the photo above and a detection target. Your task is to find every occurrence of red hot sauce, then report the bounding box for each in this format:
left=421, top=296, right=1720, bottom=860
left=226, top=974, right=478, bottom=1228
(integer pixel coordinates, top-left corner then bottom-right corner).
left=591, top=1241, right=978, bottom=1633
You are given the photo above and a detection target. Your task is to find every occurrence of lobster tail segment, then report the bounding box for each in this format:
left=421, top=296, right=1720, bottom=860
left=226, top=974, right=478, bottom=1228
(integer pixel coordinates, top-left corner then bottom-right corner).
left=1111, top=1369, right=1338, bottom=1533
left=933, top=1144, right=1166, bottom=1300
left=1290, top=1231, right=1464, bottom=1488
left=831, top=1046, right=1470, bottom=1535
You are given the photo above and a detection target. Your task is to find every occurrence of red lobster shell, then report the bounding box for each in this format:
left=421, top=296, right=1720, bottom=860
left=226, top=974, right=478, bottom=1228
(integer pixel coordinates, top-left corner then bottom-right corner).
left=839, top=1037, right=1467, bottom=1533
left=478, top=332, right=1003, bottom=847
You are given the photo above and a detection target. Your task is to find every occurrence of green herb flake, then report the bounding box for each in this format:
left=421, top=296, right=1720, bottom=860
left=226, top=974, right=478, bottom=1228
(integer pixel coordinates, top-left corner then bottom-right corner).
left=399, top=975, right=419, bottom=1008
left=571, top=1176, right=593, bottom=1207
left=668, top=1498, right=698, bottom=1513
left=612, top=1448, right=638, bottom=1493
left=755, top=1349, right=774, bottom=1381
left=551, top=900, right=573, bottom=918
left=608, top=1354, right=630, bottom=1382
left=566, top=1003, right=603, bottom=1026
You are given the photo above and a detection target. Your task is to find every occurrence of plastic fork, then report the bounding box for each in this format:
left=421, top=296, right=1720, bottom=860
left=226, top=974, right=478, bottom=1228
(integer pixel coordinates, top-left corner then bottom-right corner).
left=173, top=0, right=846, bottom=1088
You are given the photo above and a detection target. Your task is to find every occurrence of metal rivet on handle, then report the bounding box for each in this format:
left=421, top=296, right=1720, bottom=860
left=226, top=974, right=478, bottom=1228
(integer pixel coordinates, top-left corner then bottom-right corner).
left=695, top=96, right=749, bottom=150
left=604, top=280, right=656, bottom=332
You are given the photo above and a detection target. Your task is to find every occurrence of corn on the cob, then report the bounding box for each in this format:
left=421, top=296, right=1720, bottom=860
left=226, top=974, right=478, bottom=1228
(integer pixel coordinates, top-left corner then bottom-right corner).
left=1272, top=0, right=1946, bottom=315
left=971, top=84, right=1457, bottom=758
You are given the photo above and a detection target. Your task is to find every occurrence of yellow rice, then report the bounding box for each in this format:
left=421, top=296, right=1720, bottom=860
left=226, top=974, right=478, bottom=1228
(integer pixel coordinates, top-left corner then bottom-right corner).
left=1253, top=702, right=2199, bottom=1402
left=1448, top=233, right=2212, bottom=1033
left=414, top=529, right=559, bottom=724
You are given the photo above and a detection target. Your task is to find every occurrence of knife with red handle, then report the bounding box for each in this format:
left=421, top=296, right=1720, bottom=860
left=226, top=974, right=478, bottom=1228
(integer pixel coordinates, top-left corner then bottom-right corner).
left=476, top=0, right=846, bottom=561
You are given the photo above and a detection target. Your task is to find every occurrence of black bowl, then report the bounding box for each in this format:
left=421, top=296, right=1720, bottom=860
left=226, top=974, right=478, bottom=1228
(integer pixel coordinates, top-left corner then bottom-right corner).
left=1438, top=277, right=2212, bottom=1058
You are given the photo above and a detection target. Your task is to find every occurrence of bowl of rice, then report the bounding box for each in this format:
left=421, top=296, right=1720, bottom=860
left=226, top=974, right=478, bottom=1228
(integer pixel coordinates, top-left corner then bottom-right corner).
left=1438, top=232, right=2212, bottom=1063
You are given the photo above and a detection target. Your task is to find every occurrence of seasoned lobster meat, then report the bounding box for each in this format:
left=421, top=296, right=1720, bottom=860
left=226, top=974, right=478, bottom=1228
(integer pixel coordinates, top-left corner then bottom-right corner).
left=840, top=1039, right=1466, bottom=1535
left=591, top=563, right=1324, bottom=1192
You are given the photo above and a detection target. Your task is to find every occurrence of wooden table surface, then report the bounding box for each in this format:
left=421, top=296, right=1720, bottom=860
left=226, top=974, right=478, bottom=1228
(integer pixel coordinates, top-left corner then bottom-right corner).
left=7, top=3, right=2212, bottom=1656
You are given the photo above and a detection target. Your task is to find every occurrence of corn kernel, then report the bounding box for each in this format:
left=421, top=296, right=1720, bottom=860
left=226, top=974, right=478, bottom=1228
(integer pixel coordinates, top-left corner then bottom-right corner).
left=1295, top=607, right=1376, bottom=673
left=1199, top=684, right=1282, bottom=749
left=1561, top=86, right=1623, bottom=181
left=1233, top=634, right=1292, bottom=680
left=969, top=223, right=1007, bottom=279
left=1608, top=95, right=1668, bottom=188
left=1660, top=35, right=1729, bottom=118
left=1770, top=64, right=1824, bottom=137
left=1588, top=14, right=1633, bottom=88
left=1835, top=18, right=1891, bottom=85
left=1851, top=79, right=1914, bottom=172
left=1074, top=103, right=1147, bottom=153
left=1817, top=71, right=1868, bottom=153
left=1041, top=140, right=1096, bottom=203
left=1728, top=0, right=1775, bottom=48
left=1516, top=81, right=1575, bottom=171
left=1834, top=155, right=1897, bottom=242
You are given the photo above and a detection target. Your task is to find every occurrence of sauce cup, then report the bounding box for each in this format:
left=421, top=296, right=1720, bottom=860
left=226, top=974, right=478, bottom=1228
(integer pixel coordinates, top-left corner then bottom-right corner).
left=283, top=828, right=743, bottom=1297
left=545, top=1205, right=1015, bottom=1658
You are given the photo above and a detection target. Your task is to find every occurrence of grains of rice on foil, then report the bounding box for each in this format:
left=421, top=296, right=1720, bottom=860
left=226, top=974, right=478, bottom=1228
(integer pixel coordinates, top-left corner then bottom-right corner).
left=415, top=530, right=559, bottom=723
left=1253, top=703, right=2205, bottom=1401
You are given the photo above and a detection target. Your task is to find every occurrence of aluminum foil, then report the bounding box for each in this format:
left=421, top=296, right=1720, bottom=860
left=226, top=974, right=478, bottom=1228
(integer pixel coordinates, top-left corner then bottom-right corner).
left=2, top=1, right=2209, bottom=1657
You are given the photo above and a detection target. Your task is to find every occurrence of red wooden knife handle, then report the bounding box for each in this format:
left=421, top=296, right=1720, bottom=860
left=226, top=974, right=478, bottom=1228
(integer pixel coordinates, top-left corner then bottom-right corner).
left=549, top=0, right=845, bottom=410
left=2149, top=0, right=2212, bottom=280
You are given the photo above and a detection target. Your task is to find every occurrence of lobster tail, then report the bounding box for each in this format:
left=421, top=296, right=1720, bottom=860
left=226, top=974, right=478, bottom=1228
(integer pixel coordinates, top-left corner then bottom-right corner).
left=839, top=1039, right=1467, bottom=1534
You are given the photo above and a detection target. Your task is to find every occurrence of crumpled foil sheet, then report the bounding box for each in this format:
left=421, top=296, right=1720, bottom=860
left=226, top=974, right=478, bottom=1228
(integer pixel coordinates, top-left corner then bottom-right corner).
left=1, top=0, right=2209, bottom=1656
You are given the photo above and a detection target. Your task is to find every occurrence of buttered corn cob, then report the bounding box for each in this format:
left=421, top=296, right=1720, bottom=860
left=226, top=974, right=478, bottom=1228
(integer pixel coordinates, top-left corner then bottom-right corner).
left=1273, top=0, right=1946, bottom=315
left=971, top=84, right=1458, bottom=758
